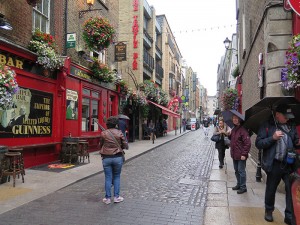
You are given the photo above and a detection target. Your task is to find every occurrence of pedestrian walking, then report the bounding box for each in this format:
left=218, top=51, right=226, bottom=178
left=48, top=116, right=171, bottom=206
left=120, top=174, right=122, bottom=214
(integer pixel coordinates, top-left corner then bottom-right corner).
left=99, top=116, right=128, bottom=205
left=213, top=119, right=230, bottom=168
left=255, top=104, right=300, bottom=224
left=118, top=118, right=128, bottom=143
left=203, top=118, right=210, bottom=137
left=229, top=114, right=251, bottom=194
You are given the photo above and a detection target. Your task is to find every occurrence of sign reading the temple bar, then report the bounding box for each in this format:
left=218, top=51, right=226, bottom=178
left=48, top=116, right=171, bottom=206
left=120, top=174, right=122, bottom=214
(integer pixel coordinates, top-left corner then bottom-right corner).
left=132, top=0, right=139, bottom=70
left=0, top=88, right=53, bottom=138
left=288, top=0, right=300, bottom=15
left=115, top=42, right=127, bottom=61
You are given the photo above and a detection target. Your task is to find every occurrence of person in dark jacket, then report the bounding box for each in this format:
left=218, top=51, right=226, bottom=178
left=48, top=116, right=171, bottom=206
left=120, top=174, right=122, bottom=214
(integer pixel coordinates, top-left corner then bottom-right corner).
left=229, top=114, right=251, bottom=194
left=255, top=104, right=300, bottom=224
left=99, top=116, right=128, bottom=205
left=118, top=118, right=128, bottom=142
left=213, top=119, right=230, bottom=168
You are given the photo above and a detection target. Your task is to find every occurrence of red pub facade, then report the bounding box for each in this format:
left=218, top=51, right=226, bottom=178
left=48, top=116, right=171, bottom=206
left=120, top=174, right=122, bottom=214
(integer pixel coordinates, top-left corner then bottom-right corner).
left=0, top=41, right=119, bottom=168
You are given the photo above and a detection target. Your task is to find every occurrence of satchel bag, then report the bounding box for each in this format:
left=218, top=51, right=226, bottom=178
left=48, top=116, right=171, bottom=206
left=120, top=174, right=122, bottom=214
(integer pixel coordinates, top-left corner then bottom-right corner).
left=211, top=134, right=221, bottom=142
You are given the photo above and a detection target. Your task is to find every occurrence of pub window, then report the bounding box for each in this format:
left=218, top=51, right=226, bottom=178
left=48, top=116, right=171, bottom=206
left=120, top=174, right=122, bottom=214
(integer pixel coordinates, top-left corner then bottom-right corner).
left=82, top=89, right=100, bottom=132
left=32, top=0, right=50, bottom=33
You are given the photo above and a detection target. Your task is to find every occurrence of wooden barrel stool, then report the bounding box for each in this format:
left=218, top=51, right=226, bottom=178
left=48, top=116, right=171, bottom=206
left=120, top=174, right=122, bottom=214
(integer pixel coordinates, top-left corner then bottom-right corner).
left=0, top=152, right=24, bottom=187
left=64, top=142, right=79, bottom=163
left=8, top=148, right=25, bottom=175
left=78, top=141, right=90, bottom=163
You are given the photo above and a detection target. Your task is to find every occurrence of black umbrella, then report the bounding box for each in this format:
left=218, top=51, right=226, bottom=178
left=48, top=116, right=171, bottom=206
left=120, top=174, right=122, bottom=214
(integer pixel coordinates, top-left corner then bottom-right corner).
left=243, top=96, right=300, bottom=134
left=118, top=114, right=130, bottom=120
left=221, top=109, right=245, bottom=128
left=214, top=108, right=221, bottom=115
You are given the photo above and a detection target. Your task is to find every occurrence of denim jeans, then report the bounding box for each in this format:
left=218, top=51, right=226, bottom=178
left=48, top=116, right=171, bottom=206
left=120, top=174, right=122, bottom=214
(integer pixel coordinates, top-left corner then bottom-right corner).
left=233, top=159, right=247, bottom=190
left=265, top=160, right=293, bottom=221
left=102, top=156, right=123, bottom=198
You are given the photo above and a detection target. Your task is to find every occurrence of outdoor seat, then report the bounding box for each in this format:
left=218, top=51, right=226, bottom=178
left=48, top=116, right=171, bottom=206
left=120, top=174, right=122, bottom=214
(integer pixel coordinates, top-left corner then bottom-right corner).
left=78, top=141, right=90, bottom=163
left=8, top=148, right=25, bottom=175
left=62, top=142, right=79, bottom=163
left=0, top=152, right=24, bottom=187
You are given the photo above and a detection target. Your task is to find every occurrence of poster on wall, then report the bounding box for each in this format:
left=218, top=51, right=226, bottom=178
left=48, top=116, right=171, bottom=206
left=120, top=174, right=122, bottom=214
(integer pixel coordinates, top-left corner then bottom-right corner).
left=0, top=88, right=53, bottom=138
left=66, top=89, right=78, bottom=120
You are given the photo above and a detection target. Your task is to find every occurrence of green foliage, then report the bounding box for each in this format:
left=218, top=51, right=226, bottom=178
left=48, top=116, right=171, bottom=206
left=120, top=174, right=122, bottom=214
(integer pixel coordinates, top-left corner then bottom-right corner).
left=232, top=65, right=239, bottom=78
left=222, top=88, right=238, bottom=110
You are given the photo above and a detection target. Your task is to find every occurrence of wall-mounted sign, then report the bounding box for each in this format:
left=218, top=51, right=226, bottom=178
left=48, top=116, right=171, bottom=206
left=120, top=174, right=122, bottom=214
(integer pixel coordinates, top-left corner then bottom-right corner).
left=66, top=89, right=78, bottom=120
left=115, top=42, right=127, bottom=61
left=66, top=33, right=76, bottom=49
left=0, top=88, right=53, bottom=138
left=288, top=0, right=300, bottom=15
left=132, top=0, right=139, bottom=70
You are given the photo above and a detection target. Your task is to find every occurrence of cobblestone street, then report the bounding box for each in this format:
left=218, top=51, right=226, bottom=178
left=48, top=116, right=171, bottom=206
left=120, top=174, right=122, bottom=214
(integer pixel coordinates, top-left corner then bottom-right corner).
left=0, top=130, right=215, bottom=225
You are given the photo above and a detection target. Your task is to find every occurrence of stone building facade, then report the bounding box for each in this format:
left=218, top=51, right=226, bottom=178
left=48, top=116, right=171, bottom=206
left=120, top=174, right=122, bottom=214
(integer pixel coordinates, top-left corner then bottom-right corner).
left=236, top=0, right=292, bottom=161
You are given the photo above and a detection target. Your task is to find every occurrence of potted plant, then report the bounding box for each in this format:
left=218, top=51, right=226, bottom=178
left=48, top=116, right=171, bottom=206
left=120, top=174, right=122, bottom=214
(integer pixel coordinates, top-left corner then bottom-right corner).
left=28, top=29, right=63, bottom=70
left=281, top=33, right=300, bottom=91
left=0, top=64, right=19, bottom=110
left=82, top=17, right=115, bottom=52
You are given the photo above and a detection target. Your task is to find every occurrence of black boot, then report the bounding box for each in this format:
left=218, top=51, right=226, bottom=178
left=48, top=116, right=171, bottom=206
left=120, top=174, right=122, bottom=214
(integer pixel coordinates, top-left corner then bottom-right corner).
left=219, top=163, right=223, bottom=168
left=232, top=185, right=240, bottom=190
left=264, top=210, right=273, bottom=222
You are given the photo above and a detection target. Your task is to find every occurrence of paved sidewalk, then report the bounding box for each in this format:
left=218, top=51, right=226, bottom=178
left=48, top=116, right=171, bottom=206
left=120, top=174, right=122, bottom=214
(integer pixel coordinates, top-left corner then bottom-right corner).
left=204, top=149, right=286, bottom=225
left=0, top=129, right=190, bottom=215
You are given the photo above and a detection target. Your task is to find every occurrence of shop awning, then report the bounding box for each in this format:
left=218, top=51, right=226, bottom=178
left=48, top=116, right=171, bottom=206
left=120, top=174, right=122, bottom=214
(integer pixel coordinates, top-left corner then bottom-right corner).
left=147, top=100, right=180, bottom=118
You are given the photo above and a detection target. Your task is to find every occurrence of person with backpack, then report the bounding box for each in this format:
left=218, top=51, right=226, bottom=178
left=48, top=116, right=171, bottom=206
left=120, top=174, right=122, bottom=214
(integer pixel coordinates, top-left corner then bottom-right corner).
left=255, top=104, right=300, bottom=224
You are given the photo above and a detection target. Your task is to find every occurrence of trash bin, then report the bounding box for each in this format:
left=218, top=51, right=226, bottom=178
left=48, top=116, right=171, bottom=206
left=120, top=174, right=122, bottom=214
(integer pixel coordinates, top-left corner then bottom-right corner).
left=0, top=145, right=8, bottom=184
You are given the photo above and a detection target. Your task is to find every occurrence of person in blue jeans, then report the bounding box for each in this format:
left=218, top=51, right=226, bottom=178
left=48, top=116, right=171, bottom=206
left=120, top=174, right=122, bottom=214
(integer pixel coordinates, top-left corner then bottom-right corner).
left=99, top=116, right=128, bottom=204
left=229, top=114, right=251, bottom=194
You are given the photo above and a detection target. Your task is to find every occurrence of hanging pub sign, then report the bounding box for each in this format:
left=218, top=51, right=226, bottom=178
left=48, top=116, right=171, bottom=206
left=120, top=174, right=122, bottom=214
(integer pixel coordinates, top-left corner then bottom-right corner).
left=288, top=0, right=300, bottom=15
left=0, top=88, right=53, bottom=138
left=115, top=42, right=127, bottom=61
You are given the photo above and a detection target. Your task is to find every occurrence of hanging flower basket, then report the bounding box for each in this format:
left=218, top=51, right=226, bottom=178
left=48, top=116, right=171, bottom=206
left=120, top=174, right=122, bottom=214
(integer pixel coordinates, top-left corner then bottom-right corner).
left=82, top=17, right=115, bottom=52
left=26, top=0, right=41, bottom=7
left=281, top=34, right=300, bottom=90
left=222, top=88, right=238, bottom=110
left=0, top=64, right=19, bottom=110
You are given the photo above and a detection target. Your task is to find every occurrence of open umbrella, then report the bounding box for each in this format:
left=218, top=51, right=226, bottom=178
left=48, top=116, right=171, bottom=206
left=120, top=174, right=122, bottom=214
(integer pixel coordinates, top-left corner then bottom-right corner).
left=243, top=96, right=300, bottom=134
left=118, top=114, right=130, bottom=120
left=221, top=109, right=245, bottom=128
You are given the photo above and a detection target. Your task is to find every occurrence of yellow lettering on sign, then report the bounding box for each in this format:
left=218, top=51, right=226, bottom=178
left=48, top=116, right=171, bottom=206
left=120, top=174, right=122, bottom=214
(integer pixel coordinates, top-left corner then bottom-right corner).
left=0, top=53, right=24, bottom=69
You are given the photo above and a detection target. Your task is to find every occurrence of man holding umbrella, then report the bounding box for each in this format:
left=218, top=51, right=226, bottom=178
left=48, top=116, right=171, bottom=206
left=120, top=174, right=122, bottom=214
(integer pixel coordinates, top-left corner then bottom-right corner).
left=255, top=104, right=300, bottom=224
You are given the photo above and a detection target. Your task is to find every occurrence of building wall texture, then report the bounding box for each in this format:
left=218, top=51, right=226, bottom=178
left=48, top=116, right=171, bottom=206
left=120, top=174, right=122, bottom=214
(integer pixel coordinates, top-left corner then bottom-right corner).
left=238, top=0, right=293, bottom=168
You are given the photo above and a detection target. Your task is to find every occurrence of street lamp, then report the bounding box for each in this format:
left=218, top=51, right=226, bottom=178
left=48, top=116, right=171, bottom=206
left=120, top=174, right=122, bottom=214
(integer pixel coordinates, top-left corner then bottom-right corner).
left=223, top=37, right=237, bottom=51
left=79, top=0, right=102, bottom=18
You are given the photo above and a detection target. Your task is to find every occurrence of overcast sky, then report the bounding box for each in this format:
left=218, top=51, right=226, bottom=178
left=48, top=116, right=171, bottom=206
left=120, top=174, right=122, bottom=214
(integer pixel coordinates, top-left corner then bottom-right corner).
left=146, top=0, right=237, bottom=96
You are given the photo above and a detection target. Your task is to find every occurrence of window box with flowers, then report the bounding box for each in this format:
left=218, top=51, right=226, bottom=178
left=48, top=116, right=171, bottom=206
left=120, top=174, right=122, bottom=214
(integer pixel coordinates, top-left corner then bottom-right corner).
left=90, top=59, right=114, bottom=83
left=281, top=34, right=300, bottom=91
left=0, top=64, right=19, bottom=110
left=82, top=17, right=115, bottom=52
left=222, top=88, right=239, bottom=110
left=28, top=29, right=64, bottom=71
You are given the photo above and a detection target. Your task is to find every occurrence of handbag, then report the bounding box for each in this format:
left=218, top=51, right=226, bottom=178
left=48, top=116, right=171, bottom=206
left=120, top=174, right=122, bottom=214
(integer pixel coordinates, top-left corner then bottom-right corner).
left=224, top=136, right=230, bottom=146
left=211, top=134, right=221, bottom=142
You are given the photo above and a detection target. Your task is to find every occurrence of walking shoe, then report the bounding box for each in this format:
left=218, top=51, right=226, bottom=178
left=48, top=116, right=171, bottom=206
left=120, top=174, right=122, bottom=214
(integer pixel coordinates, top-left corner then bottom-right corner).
left=219, top=163, right=223, bottom=168
left=264, top=210, right=273, bottom=222
left=237, top=189, right=247, bottom=194
left=232, top=185, right=240, bottom=190
left=114, top=196, right=124, bottom=203
left=102, top=198, right=111, bottom=205
left=284, top=217, right=292, bottom=225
